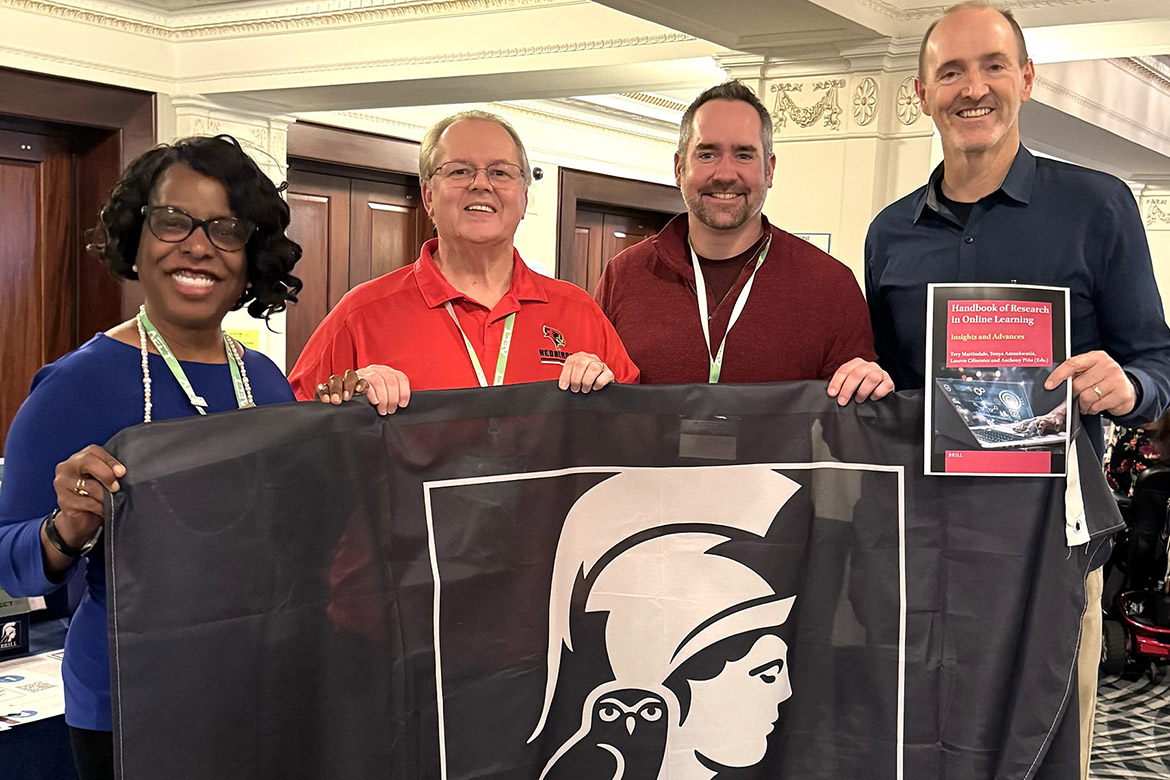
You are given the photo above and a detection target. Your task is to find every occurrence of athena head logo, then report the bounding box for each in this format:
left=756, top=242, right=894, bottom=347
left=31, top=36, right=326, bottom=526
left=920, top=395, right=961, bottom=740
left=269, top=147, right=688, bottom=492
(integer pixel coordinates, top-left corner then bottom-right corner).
left=534, top=466, right=799, bottom=780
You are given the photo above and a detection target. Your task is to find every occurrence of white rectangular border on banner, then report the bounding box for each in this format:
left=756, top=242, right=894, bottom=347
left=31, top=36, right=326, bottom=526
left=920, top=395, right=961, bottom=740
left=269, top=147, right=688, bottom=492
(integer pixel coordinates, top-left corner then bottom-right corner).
left=423, top=462, right=907, bottom=780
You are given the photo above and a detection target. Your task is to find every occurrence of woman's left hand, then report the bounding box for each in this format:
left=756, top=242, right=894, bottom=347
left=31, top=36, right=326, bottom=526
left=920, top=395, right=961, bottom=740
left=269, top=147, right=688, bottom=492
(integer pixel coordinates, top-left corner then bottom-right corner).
left=558, top=352, right=615, bottom=393
left=44, top=445, right=125, bottom=573
left=314, top=369, right=370, bottom=405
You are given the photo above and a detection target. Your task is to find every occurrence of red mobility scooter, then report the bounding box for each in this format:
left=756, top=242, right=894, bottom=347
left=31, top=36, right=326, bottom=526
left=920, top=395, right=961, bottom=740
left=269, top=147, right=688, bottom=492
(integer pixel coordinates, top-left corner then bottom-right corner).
left=1102, top=466, right=1170, bottom=681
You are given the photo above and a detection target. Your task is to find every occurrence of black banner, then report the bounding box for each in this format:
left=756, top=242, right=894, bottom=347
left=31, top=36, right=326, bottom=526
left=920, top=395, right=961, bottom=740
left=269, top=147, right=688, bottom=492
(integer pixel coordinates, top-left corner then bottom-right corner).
left=104, top=382, right=1117, bottom=780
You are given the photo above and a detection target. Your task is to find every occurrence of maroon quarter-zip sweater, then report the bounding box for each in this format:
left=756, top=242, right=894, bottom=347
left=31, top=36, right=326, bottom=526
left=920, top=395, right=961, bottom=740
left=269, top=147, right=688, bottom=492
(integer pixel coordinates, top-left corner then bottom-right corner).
left=596, top=214, right=876, bottom=385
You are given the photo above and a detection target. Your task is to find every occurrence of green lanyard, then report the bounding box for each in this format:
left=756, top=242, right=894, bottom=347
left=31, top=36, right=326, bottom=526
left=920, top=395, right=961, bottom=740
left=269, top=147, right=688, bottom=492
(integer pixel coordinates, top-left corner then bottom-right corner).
left=138, top=308, right=250, bottom=414
left=444, top=302, right=515, bottom=387
left=689, top=234, right=772, bottom=383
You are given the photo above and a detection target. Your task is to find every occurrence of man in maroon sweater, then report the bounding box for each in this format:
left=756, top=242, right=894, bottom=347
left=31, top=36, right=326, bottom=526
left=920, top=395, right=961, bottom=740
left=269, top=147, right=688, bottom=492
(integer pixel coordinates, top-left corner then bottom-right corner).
left=596, top=81, right=891, bottom=403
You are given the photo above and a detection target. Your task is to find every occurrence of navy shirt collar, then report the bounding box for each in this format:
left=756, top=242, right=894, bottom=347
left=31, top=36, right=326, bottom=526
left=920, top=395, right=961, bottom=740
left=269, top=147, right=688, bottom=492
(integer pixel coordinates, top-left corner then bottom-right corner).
left=913, top=144, right=1036, bottom=223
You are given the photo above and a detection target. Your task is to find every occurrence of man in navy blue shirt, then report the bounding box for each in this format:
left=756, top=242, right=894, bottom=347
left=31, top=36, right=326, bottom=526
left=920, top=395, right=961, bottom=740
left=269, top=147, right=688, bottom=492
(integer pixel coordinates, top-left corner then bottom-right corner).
left=865, top=3, right=1170, bottom=778
left=866, top=3, right=1170, bottom=456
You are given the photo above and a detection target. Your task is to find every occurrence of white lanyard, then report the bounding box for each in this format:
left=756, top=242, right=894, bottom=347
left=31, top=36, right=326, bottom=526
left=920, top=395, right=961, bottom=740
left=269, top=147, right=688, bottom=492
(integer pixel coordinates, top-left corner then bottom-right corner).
left=444, top=302, right=515, bottom=387
left=690, top=234, right=772, bottom=383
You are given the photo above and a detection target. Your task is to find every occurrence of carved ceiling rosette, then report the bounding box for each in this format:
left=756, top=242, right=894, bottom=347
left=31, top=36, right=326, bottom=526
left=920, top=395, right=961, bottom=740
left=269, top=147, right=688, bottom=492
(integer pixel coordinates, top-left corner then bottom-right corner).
left=852, top=77, right=877, bottom=126
left=896, top=76, right=921, bottom=126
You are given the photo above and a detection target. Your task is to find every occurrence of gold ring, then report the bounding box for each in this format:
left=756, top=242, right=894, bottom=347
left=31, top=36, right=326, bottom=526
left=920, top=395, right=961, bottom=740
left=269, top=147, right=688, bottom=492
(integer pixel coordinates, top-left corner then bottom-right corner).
left=72, top=478, right=90, bottom=498
left=1093, top=385, right=1103, bottom=398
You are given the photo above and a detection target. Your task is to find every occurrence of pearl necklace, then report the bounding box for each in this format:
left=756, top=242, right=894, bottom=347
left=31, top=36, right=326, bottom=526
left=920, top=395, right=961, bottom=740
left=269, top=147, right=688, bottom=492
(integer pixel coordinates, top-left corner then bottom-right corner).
left=135, top=306, right=254, bottom=423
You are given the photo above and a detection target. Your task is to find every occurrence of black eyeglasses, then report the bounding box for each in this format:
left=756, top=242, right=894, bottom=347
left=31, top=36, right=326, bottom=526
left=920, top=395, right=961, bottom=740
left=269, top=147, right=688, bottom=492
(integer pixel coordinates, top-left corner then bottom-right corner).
left=141, top=205, right=256, bottom=252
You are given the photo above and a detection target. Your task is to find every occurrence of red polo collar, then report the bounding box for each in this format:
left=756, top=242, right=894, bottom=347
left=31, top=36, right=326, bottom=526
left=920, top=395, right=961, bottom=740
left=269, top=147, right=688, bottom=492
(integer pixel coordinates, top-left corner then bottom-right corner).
left=413, top=238, right=549, bottom=315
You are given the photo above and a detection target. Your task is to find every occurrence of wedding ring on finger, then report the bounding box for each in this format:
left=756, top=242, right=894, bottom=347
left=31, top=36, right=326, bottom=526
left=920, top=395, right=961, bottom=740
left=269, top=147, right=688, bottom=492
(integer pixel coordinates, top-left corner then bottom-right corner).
left=1092, top=385, right=1103, bottom=399
left=72, top=477, right=90, bottom=498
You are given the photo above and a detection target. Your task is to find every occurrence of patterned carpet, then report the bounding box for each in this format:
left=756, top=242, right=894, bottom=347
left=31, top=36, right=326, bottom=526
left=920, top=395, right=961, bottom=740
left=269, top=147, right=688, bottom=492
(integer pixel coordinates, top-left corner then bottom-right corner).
left=1091, top=670, right=1170, bottom=779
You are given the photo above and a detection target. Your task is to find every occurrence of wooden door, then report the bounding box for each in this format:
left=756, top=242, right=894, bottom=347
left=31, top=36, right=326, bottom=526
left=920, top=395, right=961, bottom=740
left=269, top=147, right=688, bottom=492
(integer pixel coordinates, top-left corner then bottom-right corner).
left=286, top=170, right=350, bottom=369
left=0, top=130, right=73, bottom=445
left=572, top=206, right=668, bottom=294
left=572, top=209, right=604, bottom=294
left=285, top=168, right=431, bottom=368
left=557, top=169, right=684, bottom=290
left=350, top=179, right=428, bottom=286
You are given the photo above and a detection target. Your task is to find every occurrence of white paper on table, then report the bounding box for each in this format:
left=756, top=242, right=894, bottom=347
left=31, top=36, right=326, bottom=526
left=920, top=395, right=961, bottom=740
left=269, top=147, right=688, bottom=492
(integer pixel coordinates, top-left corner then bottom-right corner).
left=0, top=649, right=66, bottom=730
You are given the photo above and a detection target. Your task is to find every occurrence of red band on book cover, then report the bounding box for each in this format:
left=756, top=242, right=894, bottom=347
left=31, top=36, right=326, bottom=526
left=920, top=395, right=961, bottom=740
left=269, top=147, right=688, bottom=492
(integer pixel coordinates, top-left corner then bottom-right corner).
left=944, top=450, right=1053, bottom=474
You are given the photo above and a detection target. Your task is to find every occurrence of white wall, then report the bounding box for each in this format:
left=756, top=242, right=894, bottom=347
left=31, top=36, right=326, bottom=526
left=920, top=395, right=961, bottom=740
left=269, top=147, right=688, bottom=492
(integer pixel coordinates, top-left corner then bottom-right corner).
left=763, top=134, right=936, bottom=281
left=1144, top=226, right=1170, bottom=319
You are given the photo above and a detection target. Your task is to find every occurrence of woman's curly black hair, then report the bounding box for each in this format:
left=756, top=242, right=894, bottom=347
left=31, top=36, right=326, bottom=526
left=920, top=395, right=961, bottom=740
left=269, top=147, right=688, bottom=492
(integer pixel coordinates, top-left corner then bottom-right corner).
left=87, top=134, right=303, bottom=320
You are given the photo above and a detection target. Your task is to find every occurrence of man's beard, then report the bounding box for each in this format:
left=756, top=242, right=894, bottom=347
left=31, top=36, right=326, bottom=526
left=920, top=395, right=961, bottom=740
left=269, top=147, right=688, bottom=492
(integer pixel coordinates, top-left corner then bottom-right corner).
left=684, top=190, right=756, bottom=231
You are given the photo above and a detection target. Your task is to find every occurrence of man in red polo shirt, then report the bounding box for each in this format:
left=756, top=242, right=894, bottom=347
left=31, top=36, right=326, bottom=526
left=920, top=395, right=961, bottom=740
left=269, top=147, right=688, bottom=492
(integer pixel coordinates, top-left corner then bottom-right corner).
left=290, top=110, right=638, bottom=409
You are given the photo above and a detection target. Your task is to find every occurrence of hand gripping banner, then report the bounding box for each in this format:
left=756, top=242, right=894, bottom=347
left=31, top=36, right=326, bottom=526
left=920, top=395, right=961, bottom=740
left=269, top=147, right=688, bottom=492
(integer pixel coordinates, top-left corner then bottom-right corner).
left=103, top=382, right=1119, bottom=780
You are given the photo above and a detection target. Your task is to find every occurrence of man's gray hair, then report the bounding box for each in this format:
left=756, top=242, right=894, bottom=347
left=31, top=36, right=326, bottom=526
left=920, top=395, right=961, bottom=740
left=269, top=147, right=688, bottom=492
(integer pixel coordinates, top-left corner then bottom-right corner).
left=677, top=81, right=774, bottom=164
left=419, top=110, right=533, bottom=185
left=918, top=1, right=1029, bottom=82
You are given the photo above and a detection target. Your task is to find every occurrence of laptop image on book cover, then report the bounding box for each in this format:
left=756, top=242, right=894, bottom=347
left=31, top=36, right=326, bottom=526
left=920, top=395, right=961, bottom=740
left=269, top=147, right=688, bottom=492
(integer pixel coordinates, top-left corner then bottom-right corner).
left=933, top=378, right=1065, bottom=450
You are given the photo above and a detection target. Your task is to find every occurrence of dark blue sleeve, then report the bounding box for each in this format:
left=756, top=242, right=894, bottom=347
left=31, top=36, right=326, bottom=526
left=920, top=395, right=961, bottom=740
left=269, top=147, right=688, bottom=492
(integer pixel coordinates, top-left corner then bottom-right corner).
left=864, top=215, right=904, bottom=387
left=0, top=366, right=103, bottom=596
left=0, top=340, right=148, bottom=597
left=1094, top=182, right=1170, bottom=426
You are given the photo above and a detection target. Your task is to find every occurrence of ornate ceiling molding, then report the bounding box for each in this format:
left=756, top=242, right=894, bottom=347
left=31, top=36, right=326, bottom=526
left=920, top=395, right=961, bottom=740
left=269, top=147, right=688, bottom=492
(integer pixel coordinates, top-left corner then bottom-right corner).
left=2, top=0, right=580, bottom=40
left=1034, top=73, right=1170, bottom=146
left=188, top=33, right=694, bottom=83
left=850, top=0, right=906, bottom=21
left=849, top=0, right=1122, bottom=23
left=1113, top=56, right=1170, bottom=95
left=325, top=110, right=428, bottom=138
left=492, top=98, right=679, bottom=144
left=619, top=91, right=687, bottom=114
left=6, top=0, right=166, bottom=36
left=0, top=40, right=170, bottom=83
left=308, top=100, right=680, bottom=145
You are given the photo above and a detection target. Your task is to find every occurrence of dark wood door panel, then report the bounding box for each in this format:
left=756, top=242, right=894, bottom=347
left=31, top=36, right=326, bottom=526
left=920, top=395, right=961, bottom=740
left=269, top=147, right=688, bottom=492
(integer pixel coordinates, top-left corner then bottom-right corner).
left=571, top=208, right=604, bottom=292
left=574, top=206, right=669, bottom=295
left=599, top=212, right=660, bottom=290
left=286, top=163, right=428, bottom=372
left=0, top=132, right=72, bottom=445
left=558, top=168, right=683, bottom=289
left=286, top=170, right=351, bottom=368
left=351, top=179, right=420, bottom=286
left=39, top=139, right=75, bottom=365
left=0, top=70, right=155, bottom=444
left=0, top=158, right=41, bottom=446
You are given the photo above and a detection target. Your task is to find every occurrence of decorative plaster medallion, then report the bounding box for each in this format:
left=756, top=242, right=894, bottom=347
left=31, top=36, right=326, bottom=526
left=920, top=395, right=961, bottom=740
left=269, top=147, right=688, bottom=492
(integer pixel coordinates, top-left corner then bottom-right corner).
left=188, top=116, right=213, bottom=136
left=853, top=77, right=877, bottom=126
left=896, top=76, right=921, bottom=125
left=769, top=79, right=844, bottom=132
left=1145, top=198, right=1170, bottom=228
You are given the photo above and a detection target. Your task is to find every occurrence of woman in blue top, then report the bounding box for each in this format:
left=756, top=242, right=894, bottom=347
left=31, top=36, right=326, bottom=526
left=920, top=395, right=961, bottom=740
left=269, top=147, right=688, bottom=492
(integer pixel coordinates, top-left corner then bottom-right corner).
left=0, top=135, right=303, bottom=780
